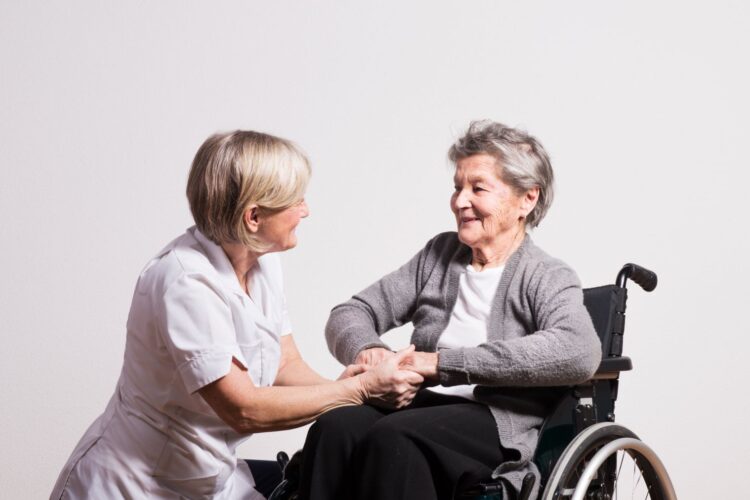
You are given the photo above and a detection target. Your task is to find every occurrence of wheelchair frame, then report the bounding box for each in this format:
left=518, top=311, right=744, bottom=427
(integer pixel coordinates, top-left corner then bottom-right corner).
left=270, top=263, right=677, bottom=500
left=462, top=263, right=675, bottom=500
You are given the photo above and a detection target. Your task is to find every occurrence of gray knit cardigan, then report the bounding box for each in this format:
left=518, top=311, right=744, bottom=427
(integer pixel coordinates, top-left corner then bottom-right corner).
left=325, top=232, right=601, bottom=496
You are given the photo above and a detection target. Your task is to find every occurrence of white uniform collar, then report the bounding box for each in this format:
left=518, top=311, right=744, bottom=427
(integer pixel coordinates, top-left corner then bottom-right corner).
left=190, top=226, right=248, bottom=297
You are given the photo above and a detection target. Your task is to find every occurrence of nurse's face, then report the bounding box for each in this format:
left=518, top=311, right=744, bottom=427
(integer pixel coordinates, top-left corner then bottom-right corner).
left=257, top=199, right=310, bottom=252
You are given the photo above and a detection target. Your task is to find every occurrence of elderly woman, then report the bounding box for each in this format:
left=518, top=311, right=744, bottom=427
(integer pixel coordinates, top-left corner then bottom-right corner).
left=50, top=131, right=422, bottom=500
left=301, top=120, right=602, bottom=500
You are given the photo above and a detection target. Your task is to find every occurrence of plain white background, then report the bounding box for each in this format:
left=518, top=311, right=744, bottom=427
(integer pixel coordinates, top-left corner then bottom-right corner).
left=2, top=1, right=748, bottom=498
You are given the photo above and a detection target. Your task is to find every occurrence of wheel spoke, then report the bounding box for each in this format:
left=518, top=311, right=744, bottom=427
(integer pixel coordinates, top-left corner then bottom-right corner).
left=614, top=450, right=625, bottom=500
left=631, top=456, right=642, bottom=500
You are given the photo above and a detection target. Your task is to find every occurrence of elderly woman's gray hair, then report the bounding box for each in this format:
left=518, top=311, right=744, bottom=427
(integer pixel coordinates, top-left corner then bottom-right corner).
left=187, top=130, right=311, bottom=251
left=448, top=120, right=554, bottom=228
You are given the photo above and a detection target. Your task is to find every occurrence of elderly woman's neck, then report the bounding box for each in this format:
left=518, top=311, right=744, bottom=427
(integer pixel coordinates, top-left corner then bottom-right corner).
left=470, top=226, right=525, bottom=271
left=221, top=242, right=262, bottom=293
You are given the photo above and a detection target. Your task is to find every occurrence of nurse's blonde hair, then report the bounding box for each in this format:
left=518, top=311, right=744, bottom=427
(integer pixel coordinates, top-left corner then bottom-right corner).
left=186, top=130, right=311, bottom=252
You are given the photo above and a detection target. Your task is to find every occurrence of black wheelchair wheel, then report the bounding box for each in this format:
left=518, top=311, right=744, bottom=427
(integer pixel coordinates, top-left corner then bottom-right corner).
left=541, top=423, right=676, bottom=500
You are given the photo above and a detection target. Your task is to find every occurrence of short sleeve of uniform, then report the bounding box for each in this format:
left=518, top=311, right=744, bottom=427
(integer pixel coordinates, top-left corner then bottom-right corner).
left=156, top=273, right=246, bottom=394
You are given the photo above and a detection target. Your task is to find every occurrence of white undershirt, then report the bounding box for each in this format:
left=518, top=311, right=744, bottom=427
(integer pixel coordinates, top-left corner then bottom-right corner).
left=428, top=263, right=504, bottom=401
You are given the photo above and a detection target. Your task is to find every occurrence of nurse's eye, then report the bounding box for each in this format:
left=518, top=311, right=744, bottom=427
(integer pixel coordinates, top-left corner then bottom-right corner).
left=472, top=186, right=486, bottom=193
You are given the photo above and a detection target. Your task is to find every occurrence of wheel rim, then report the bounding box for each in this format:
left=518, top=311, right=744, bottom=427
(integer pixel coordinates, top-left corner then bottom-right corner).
left=547, top=434, right=676, bottom=500
left=543, top=422, right=637, bottom=500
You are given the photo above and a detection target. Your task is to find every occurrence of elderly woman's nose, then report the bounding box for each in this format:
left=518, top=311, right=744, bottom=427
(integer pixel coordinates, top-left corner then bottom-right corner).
left=454, top=189, right=471, bottom=208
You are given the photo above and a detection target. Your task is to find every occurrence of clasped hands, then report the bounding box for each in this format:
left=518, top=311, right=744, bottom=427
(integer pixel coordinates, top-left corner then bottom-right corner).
left=339, top=345, right=439, bottom=409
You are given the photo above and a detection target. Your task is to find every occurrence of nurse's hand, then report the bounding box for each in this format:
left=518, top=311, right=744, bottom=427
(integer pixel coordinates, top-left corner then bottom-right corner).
left=357, top=345, right=423, bottom=409
left=354, top=347, right=394, bottom=367
left=337, top=363, right=370, bottom=380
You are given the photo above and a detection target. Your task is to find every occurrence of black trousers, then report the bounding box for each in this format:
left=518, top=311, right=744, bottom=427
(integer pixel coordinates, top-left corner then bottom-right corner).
left=299, top=390, right=505, bottom=500
left=245, top=459, right=283, bottom=498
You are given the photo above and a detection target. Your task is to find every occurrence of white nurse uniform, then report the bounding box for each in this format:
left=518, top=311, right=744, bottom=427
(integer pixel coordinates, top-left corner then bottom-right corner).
left=51, top=227, right=291, bottom=499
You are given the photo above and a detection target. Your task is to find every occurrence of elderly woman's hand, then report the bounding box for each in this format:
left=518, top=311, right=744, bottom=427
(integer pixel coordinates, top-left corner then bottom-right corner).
left=354, top=347, right=394, bottom=366
left=357, top=345, right=423, bottom=408
left=399, top=350, right=439, bottom=381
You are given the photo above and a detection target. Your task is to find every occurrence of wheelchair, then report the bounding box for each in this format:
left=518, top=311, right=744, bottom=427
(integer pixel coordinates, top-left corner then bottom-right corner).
left=268, top=263, right=677, bottom=500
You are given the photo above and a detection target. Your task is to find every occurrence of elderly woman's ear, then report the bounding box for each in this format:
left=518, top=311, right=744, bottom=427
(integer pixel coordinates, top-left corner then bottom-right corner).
left=520, top=187, right=540, bottom=220
left=244, top=205, right=260, bottom=233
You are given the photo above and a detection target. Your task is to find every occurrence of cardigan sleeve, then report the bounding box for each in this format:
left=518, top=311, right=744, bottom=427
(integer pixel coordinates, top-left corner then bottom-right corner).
left=438, top=260, right=602, bottom=387
left=325, top=237, right=436, bottom=365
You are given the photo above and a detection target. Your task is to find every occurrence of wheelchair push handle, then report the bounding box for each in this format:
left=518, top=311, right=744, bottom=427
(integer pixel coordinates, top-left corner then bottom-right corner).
left=616, top=263, right=658, bottom=292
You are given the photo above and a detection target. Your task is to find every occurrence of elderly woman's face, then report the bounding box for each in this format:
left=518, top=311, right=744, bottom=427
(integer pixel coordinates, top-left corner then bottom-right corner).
left=451, top=154, right=529, bottom=250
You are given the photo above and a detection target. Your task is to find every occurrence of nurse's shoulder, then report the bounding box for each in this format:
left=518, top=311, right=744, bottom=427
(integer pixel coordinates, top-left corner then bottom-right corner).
left=134, top=228, right=220, bottom=298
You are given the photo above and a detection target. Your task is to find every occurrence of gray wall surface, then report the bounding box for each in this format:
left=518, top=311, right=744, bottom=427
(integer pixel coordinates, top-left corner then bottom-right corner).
left=2, top=2, right=747, bottom=498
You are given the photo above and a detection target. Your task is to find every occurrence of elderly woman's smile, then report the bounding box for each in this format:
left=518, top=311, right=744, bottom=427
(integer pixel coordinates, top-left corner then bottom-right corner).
left=451, top=153, right=535, bottom=265
left=319, top=120, right=600, bottom=499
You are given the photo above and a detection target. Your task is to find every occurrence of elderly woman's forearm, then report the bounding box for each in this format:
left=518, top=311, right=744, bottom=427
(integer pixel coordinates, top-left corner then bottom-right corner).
left=326, top=304, right=389, bottom=364
left=326, top=250, right=426, bottom=363
left=438, top=332, right=601, bottom=387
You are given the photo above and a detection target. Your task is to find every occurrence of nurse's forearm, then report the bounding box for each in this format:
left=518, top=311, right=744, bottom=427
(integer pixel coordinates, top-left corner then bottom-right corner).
left=273, top=333, right=330, bottom=386
left=200, top=362, right=364, bottom=434
left=273, top=356, right=331, bottom=386
left=237, top=382, right=363, bottom=432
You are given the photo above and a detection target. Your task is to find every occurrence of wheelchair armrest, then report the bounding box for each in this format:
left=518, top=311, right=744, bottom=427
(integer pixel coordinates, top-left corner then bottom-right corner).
left=594, top=356, right=632, bottom=378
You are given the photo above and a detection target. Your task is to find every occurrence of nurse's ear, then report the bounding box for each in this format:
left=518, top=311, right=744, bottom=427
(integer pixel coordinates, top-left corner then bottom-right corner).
left=243, top=205, right=260, bottom=233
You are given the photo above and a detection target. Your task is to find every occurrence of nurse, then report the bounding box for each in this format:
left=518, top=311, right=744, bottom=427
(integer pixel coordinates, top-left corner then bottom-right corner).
left=50, top=130, right=423, bottom=500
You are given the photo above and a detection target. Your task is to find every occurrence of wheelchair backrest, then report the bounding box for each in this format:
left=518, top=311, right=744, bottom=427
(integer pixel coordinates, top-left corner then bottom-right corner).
left=583, top=285, right=628, bottom=359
